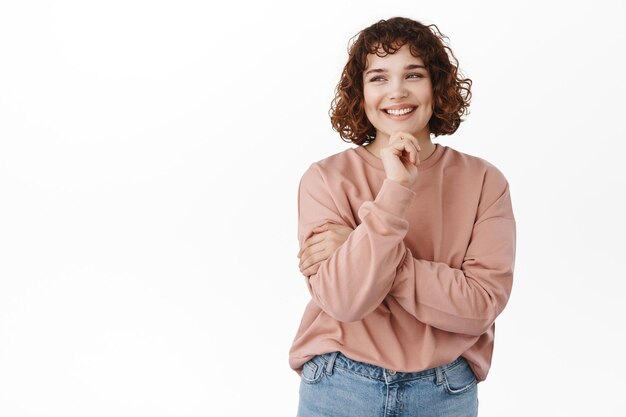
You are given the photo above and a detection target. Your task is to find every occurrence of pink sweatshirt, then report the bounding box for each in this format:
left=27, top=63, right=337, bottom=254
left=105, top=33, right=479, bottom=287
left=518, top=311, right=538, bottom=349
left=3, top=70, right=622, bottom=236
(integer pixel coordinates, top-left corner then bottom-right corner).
left=289, top=143, right=516, bottom=382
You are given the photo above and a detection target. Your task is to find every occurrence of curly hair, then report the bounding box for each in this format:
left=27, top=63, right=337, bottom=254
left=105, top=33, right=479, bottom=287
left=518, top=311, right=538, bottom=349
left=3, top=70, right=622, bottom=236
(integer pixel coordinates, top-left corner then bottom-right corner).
left=329, top=17, right=472, bottom=145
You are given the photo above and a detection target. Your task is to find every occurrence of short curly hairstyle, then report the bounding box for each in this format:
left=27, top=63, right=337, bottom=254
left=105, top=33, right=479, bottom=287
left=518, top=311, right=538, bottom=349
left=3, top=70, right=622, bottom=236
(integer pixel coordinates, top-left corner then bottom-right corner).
left=329, top=17, right=472, bottom=145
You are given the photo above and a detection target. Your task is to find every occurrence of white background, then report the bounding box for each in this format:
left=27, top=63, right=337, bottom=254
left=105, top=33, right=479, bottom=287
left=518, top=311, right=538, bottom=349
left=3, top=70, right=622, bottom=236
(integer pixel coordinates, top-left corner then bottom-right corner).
left=1, top=0, right=625, bottom=416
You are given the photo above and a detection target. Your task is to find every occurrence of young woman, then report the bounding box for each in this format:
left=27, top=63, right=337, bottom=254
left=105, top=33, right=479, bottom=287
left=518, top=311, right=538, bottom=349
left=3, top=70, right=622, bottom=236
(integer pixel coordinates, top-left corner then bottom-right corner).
left=290, top=16, right=516, bottom=417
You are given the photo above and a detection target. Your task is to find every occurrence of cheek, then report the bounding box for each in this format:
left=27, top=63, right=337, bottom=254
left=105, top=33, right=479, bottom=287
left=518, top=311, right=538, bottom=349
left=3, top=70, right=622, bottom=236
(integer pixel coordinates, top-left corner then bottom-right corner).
left=415, top=80, right=433, bottom=102
left=362, top=88, right=375, bottom=108
left=362, top=91, right=380, bottom=117
left=419, top=85, right=433, bottom=102
left=420, top=93, right=434, bottom=113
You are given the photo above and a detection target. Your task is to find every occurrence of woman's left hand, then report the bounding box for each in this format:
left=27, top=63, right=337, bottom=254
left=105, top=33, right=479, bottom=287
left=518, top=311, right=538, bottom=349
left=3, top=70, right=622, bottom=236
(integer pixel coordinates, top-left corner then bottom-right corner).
left=297, top=222, right=354, bottom=277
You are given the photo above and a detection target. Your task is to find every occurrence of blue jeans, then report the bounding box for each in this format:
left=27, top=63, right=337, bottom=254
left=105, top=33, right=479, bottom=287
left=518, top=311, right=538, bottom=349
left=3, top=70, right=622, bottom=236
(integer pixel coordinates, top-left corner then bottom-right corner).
left=297, top=352, right=478, bottom=417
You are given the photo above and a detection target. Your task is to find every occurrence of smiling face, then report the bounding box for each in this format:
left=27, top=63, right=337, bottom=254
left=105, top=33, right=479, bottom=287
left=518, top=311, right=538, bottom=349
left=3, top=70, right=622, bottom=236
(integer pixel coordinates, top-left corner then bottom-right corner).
left=362, top=43, right=434, bottom=142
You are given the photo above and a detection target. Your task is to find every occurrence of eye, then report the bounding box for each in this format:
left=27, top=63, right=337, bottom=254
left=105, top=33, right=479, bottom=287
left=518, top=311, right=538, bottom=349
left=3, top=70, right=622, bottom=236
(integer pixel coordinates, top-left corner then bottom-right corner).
left=368, top=73, right=425, bottom=82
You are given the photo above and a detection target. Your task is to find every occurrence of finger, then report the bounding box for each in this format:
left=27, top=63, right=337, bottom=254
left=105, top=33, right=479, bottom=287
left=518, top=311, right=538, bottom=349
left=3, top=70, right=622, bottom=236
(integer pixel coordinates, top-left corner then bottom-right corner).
left=403, top=136, right=422, bottom=159
left=300, top=230, right=333, bottom=264
left=389, top=133, right=417, bottom=152
left=404, top=142, right=418, bottom=164
left=300, top=250, right=322, bottom=271
left=312, top=222, right=345, bottom=233
left=393, top=131, right=421, bottom=154
left=410, top=142, right=419, bottom=165
left=299, top=242, right=326, bottom=268
left=390, top=139, right=418, bottom=164
left=302, top=260, right=323, bottom=277
left=303, top=231, right=327, bottom=247
left=300, top=249, right=328, bottom=272
left=403, top=139, right=421, bottom=166
left=300, top=236, right=327, bottom=263
left=311, top=223, right=330, bottom=233
left=315, top=222, right=337, bottom=229
left=400, top=137, right=420, bottom=164
left=335, top=225, right=354, bottom=234
left=394, top=131, right=420, bottom=146
left=300, top=231, right=324, bottom=250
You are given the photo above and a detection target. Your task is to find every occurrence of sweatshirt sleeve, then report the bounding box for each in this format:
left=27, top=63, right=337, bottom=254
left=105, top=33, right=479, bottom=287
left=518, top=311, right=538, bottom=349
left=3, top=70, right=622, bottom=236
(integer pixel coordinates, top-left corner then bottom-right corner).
left=389, top=171, right=516, bottom=337
left=297, top=164, right=416, bottom=323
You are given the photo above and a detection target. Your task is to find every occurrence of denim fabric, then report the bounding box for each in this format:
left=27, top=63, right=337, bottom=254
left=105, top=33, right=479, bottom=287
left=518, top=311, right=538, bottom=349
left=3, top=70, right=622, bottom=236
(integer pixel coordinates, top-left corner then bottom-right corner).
left=297, top=352, right=478, bottom=417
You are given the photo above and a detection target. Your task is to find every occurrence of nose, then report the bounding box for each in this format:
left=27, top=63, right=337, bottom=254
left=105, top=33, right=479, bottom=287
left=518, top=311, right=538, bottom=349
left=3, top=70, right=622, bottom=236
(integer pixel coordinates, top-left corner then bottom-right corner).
left=388, top=79, right=408, bottom=100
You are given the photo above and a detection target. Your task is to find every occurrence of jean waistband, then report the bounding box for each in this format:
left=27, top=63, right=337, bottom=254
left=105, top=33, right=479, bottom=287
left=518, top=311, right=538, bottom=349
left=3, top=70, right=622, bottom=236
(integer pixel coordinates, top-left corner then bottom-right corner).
left=313, top=351, right=466, bottom=384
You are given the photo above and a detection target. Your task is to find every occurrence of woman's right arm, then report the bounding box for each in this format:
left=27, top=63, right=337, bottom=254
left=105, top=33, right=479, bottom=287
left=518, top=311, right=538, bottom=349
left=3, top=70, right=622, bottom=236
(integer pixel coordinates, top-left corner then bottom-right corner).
left=297, top=163, right=416, bottom=323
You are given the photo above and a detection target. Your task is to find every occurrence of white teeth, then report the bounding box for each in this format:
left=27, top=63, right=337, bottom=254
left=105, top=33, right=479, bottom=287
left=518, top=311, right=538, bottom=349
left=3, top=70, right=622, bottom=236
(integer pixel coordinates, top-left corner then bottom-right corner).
left=385, top=107, right=415, bottom=115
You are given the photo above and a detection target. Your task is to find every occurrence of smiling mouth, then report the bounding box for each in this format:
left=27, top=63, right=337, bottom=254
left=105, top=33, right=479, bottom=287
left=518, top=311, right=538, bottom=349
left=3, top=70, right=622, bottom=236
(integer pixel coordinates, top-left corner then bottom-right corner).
left=383, top=107, right=416, bottom=117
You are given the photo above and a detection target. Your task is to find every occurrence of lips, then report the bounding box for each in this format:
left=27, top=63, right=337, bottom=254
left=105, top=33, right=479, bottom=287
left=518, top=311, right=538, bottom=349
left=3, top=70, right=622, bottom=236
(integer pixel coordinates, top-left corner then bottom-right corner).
left=383, top=104, right=416, bottom=110
left=383, top=106, right=416, bottom=116
left=382, top=105, right=417, bottom=120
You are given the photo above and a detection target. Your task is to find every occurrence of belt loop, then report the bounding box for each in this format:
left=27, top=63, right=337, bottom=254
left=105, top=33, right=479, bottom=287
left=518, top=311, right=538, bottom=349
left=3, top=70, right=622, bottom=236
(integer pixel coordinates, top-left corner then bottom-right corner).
left=435, top=365, right=444, bottom=385
left=325, top=351, right=339, bottom=376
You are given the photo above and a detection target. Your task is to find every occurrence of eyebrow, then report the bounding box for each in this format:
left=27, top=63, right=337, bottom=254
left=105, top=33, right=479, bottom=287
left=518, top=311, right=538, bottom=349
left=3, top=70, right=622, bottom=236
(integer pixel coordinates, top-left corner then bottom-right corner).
left=364, top=64, right=427, bottom=76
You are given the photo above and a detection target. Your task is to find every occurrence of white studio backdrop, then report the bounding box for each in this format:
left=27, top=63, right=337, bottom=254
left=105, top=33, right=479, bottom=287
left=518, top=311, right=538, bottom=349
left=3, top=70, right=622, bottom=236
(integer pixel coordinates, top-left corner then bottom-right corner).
left=1, top=0, right=625, bottom=416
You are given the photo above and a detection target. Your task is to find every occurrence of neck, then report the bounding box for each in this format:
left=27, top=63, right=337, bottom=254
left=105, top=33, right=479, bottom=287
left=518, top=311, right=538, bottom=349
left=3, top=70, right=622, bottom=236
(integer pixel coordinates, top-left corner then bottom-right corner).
left=364, top=132, right=437, bottom=161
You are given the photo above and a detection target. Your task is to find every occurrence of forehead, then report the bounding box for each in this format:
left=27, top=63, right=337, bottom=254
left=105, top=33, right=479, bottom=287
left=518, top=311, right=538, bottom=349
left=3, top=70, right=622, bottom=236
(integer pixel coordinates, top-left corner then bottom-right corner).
left=364, top=44, right=425, bottom=69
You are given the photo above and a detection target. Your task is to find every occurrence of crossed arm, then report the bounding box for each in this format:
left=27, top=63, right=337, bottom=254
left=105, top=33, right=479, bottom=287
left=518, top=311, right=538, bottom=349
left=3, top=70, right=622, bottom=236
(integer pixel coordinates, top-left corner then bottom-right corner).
left=296, top=163, right=516, bottom=335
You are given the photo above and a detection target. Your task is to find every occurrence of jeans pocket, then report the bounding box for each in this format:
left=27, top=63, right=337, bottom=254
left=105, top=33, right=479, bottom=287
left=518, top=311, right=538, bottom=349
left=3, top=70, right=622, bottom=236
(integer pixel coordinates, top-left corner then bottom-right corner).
left=442, top=358, right=477, bottom=395
left=301, top=357, right=324, bottom=385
